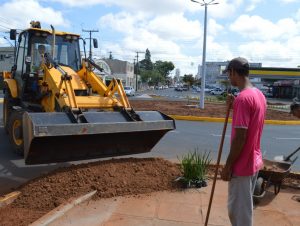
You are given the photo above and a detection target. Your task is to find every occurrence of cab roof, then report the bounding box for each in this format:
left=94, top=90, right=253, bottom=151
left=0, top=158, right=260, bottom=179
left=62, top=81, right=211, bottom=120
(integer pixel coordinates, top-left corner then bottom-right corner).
left=24, top=27, right=80, bottom=37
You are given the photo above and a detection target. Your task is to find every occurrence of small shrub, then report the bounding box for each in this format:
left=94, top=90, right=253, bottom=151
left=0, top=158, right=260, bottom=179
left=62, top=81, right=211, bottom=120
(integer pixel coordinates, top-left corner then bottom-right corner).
left=178, top=148, right=211, bottom=186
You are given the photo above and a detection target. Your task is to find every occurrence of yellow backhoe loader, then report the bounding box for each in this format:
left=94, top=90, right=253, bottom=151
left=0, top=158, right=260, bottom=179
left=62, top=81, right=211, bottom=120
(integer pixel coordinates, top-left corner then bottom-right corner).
left=2, top=21, right=175, bottom=165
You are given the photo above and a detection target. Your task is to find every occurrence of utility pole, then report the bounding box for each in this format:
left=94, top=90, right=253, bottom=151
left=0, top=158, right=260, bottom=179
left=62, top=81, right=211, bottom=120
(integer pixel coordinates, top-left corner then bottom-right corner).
left=109, top=51, right=113, bottom=59
left=82, top=29, right=99, bottom=59
left=133, top=58, right=136, bottom=89
left=191, top=0, right=218, bottom=109
left=135, top=51, right=145, bottom=91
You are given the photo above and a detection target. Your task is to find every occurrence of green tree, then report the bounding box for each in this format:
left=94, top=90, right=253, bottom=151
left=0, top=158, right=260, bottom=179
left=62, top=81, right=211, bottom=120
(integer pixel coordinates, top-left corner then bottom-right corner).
left=182, top=74, right=195, bottom=86
left=139, top=48, right=153, bottom=70
left=140, top=69, right=164, bottom=86
left=153, top=61, right=175, bottom=79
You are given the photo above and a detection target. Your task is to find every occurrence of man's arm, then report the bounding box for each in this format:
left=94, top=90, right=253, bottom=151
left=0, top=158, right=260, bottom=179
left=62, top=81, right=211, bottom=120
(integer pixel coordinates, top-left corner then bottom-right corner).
left=221, top=128, right=247, bottom=181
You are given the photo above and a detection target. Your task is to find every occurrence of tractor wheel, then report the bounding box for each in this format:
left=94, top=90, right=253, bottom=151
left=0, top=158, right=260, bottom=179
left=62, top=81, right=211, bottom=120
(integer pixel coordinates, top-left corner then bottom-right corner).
left=3, top=90, right=12, bottom=134
left=3, top=88, right=19, bottom=134
left=8, top=110, right=24, bottom=156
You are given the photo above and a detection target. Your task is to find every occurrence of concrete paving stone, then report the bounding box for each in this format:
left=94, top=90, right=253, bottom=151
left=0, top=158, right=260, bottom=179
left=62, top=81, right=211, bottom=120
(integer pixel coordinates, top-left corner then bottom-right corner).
left=45, top=183, right=299, bottom=226
left=49, top=198, right=119, bottom=226
left=103, top=214, right=153, bottom=226
left=201, top=205, right=230, bottom=226
left=153, top=218, right=202, bottom=226
left=155, top=190, right=203, bottom=205
left=254, top=209, right=293, bottom=226
left=157, top=200, right=202, bottom=224
left=114, top=195, right=157, bottom=218
left=288, top=216, right=300, bottom=226
left=254, top=188, right=300, bottom=217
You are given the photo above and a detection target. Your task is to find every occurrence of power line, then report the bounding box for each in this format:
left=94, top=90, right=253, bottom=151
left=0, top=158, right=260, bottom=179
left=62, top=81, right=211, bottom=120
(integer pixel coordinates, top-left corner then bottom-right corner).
left=82, top=29, right=99, bottom=58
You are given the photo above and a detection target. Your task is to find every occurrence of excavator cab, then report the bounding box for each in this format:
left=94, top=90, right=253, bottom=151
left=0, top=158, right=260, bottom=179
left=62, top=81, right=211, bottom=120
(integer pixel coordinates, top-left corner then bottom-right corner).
left=3, top=22, right=175, bottom=165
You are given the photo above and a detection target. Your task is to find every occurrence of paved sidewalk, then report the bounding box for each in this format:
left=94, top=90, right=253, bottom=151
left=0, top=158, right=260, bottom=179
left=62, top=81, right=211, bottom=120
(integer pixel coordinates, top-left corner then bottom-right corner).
left=48, top=180, right=300, bottom=226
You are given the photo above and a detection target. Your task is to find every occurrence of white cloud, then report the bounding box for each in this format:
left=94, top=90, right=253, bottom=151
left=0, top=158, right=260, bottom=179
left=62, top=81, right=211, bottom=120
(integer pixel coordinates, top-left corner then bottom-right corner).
left=52, top=0, right=244, bottom=19
left=52, top=0, right=197, bottom=15
left=98, top=12, right=145, bottom=35
left=207, top=19, right=224, bottom=37
left=230, top=15, right=300, bottom=41
left=0, top=0, right=69, bottom=29
left=246, top=0, right=263, bottom=12
left=238, top=40, right=300, bottom=67
left=296, top=8, right=300, bottom=20
left=148, top=13, right=201, bottom=41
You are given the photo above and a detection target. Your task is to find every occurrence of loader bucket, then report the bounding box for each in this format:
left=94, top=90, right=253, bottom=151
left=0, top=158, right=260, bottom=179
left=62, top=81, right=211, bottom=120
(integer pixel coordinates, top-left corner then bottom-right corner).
left=22, top=111, right=175, bottom=165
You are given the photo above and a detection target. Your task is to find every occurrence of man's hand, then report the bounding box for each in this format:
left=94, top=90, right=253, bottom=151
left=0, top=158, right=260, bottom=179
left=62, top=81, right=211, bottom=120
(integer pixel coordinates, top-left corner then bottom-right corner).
left=226, top=93, right=235, bottom=109
left=221, top=165, right=232, bottom=181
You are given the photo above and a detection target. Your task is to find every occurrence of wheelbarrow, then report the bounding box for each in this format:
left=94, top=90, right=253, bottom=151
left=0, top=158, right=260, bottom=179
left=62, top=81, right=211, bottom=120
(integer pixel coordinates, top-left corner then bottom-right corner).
left=253, top=147, right=298, bottom=200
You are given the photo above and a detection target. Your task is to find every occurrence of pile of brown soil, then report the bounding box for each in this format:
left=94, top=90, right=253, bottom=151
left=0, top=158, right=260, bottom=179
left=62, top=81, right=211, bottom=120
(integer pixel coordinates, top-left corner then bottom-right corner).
left=130, top=100, right=297, bottom=121
left=0, top=158, right=182, bottom=226
left=0, top=158, right=298, bottom=226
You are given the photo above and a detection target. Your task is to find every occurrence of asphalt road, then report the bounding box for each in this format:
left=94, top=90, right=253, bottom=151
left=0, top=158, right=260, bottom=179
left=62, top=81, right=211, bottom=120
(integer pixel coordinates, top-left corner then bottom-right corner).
left=0, top=99, right=299, bottom=195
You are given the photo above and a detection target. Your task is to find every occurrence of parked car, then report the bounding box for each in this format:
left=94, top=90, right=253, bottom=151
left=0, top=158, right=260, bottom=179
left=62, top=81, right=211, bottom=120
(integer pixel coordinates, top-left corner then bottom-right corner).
left=210, top=88, right=224, bottom=95
left=124, top=86, right=135, bottom=96
left=175, top=86, right=183, bottom=91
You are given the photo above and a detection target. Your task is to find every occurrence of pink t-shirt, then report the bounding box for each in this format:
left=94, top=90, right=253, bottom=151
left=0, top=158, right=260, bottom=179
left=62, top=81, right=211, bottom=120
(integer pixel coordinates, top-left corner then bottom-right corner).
left=231, top=87, right=266, bottom=176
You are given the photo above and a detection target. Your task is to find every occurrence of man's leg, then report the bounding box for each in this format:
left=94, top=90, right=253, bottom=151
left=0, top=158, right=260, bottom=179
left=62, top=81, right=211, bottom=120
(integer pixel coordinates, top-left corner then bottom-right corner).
left=228, top=173, right=257, bottom=226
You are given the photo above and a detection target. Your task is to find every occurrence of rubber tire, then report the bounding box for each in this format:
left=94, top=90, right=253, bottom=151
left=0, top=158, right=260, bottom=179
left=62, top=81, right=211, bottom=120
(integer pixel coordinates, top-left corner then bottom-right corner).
left=3, top=89, right=13, bottom=134
left=8, top=110, right=25, bottom=156
left=253, top=177, right=264, bottom=196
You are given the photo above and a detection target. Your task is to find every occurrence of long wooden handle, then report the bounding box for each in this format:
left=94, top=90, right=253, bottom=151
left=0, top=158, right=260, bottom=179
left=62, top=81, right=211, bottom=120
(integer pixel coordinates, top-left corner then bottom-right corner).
left=204, top=103, right=231, bottom=226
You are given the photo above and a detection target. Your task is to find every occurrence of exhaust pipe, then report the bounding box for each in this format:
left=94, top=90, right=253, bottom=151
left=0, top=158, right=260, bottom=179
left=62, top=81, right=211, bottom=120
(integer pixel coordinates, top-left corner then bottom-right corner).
left=50, top=25, right=55, bottom=58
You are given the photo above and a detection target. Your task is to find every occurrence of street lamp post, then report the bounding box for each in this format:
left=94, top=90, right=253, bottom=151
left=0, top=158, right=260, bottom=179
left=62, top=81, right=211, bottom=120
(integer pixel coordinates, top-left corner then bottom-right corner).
left=191, top=0, right=218, bottom=109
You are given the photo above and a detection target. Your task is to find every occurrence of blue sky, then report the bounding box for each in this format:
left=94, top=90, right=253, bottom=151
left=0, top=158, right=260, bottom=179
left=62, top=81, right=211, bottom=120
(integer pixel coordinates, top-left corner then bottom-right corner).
left=0, top=0, right=300, bottom=75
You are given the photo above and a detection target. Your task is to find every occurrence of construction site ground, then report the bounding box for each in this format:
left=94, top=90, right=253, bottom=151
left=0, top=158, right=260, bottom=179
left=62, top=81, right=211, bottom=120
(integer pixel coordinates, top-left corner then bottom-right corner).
left=0, top=158, right=299, bottom=226
left=0, top=99, right=299, bottom=225
left=130, top=99, right=297, bottom=121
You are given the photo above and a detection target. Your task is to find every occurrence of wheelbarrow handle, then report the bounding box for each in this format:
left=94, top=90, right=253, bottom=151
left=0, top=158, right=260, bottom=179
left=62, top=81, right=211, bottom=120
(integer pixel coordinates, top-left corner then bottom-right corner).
left=291, top=156, right=298, bottom=165
left=285, top=146, right=300, bottom=161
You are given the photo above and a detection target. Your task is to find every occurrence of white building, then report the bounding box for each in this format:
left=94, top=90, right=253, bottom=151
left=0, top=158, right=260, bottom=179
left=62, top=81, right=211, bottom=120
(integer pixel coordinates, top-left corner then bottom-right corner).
left=198, top=61, right=262, bottom=84
left=174, top=68, right=180, bottom=83
left=0, top=47, right=15, bottom=72
left=93, top=58, right=135, bottom=89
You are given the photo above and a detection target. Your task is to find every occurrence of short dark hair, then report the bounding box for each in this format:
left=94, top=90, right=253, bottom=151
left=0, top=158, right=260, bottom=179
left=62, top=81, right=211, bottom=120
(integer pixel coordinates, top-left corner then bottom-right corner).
left=224, top=57, right=249, bottom=76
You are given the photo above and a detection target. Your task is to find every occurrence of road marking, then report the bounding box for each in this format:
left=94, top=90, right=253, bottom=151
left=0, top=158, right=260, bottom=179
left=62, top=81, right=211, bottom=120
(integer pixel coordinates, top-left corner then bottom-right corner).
left=211, top=134, right=230, bottom=138
left=170, top=130, right=179, bottom=133
left=275, top=137, right=300, bottom=140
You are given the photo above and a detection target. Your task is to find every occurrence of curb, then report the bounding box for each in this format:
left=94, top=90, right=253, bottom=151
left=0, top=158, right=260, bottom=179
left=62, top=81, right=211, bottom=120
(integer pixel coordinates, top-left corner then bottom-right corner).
left=170, top=115, right=300, bottom=125
left=0, top=98, right=298, bottom=125
left=0, top=191, right=21, bottom=207
left=29, top=190, right=97, bottom=226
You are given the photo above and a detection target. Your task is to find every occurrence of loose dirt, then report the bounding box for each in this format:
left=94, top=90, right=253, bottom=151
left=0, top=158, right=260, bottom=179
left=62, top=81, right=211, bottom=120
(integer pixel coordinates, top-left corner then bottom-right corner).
left=0, top=158, right=298, bottom=226
left=130, top=99, right=297, bottom=121
left=0, top=158, right=181, bottom=226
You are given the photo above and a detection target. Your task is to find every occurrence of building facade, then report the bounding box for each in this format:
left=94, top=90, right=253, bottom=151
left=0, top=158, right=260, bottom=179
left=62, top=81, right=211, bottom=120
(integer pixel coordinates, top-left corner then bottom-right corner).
left=0, top=47, right=15, bottom=72
left=198, top=61, right=262, bottom=84
left=0, top=47, right=15, bottom=89
left=103, top=59, right=135, bottom=89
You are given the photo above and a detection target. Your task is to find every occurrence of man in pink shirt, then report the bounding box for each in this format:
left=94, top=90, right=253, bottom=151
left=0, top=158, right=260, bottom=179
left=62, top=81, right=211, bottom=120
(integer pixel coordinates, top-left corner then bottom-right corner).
left=221, top=57, right=266, bottom=226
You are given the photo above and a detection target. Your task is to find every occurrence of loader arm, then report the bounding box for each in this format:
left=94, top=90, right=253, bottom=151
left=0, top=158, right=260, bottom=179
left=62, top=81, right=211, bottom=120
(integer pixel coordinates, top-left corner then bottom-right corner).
left=77, top=59, right=131, bottom=109
left=39, top=58, right=130, bottom=112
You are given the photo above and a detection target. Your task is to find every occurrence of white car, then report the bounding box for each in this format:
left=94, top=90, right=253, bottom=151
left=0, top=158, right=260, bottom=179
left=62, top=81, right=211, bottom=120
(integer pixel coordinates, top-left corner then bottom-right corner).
left=210, top=88, right=224, bottom=95
left=124, top=86, right=135, bottom=96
